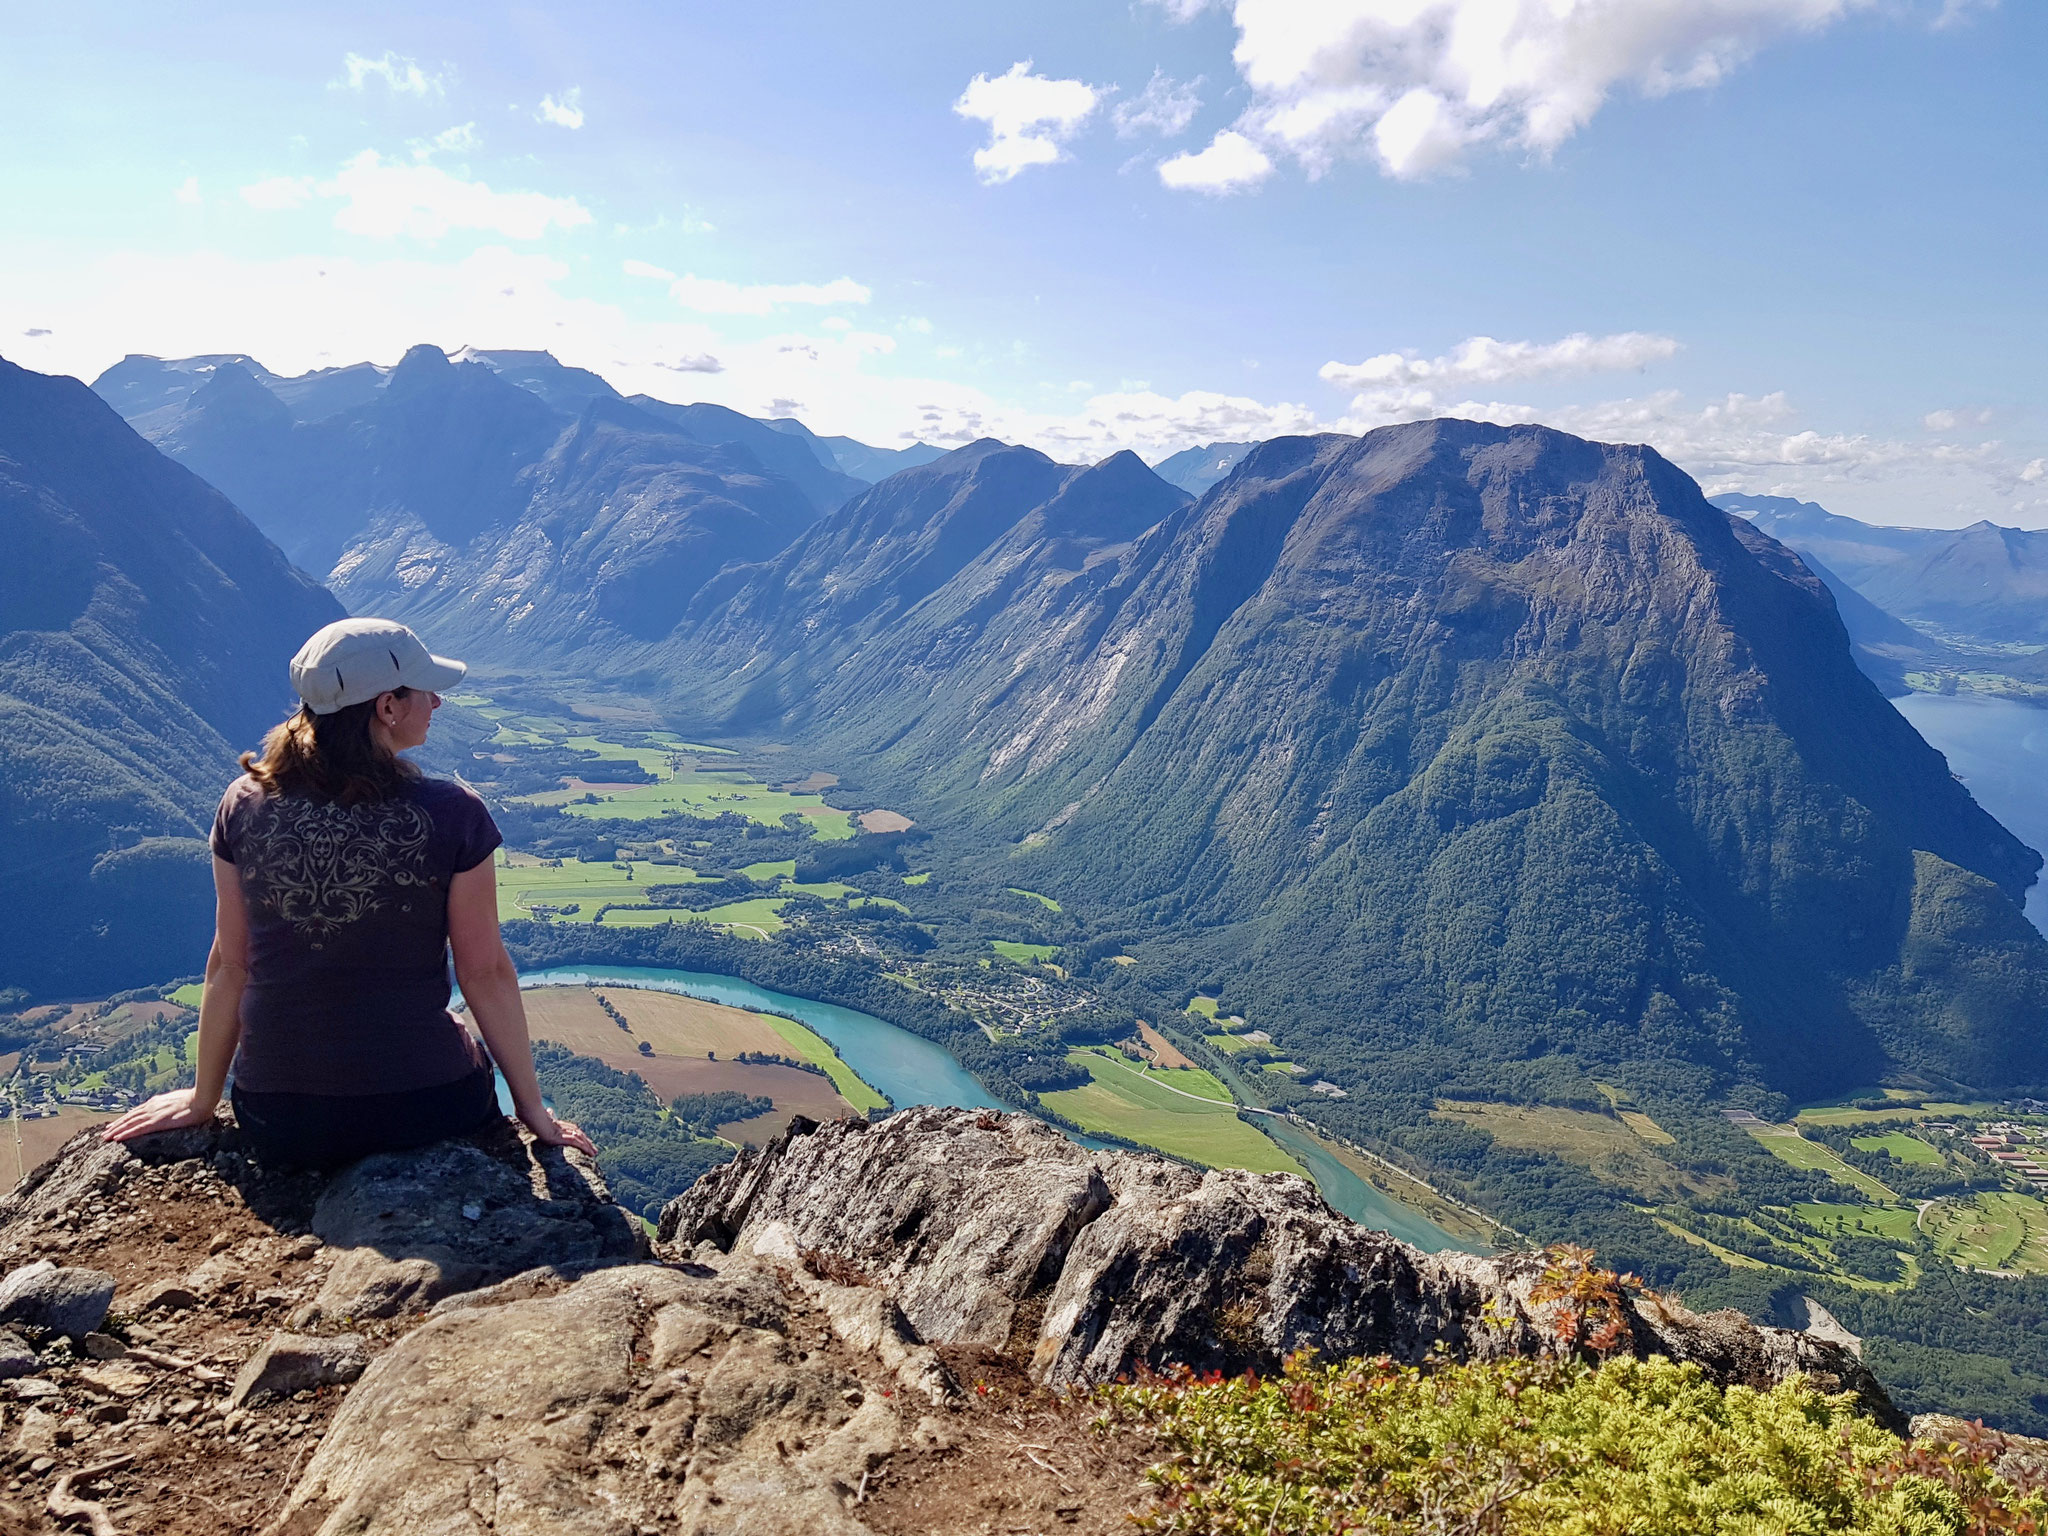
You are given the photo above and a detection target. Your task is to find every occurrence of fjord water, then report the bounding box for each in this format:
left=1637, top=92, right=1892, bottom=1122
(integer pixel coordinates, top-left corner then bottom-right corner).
left=516, top=964, right=1474, bottom=1252
left=1896, top=693, right=2048, bottom=935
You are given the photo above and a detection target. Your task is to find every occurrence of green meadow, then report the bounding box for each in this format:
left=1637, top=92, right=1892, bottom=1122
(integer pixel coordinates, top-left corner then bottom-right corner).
left=1037, top=1048, right=1303, bottom=1175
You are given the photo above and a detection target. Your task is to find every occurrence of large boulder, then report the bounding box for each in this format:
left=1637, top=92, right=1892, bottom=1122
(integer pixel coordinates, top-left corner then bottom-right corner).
left=274, top=1262, right=891, bottom=1536
left=0, top=1259, right=116, bottom=1338
left=661, top=1107, right=1902, bottom=1427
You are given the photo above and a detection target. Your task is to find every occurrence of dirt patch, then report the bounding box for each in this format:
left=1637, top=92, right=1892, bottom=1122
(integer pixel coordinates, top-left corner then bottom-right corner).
left=860, top=1350, right=1160, bottom=1536
left=858, top=809, right=916, bottom=834
left=1136, top=1022, right=1196, bottom=1071
left=522, top=986, right=790, bottom=1058
left=779, top=771, right=840, bottom=793
left=0, top=1139, right=379, bottom=1534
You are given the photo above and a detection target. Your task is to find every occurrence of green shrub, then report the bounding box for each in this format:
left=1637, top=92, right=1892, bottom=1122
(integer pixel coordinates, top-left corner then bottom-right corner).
left=1106, top=1350, right=2043, bottom=1535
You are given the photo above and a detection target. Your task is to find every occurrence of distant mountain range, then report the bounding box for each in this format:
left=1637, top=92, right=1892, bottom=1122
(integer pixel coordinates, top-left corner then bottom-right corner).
left=1152, top=440, right=1254, bottom=496
left=665, top=423, right=2048, bottom=1112
left=26, top=355, right=2048, bottom=1116
left=1715, top=493, right=2048, bottom=657
left=0, top=356, right=343, bottom=995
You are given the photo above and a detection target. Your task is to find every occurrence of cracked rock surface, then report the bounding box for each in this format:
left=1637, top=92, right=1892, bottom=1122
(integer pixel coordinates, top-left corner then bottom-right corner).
left=662, top=1106, right=1902, bottom=1427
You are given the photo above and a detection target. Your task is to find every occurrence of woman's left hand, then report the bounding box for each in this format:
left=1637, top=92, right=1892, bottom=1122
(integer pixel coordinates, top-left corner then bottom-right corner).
left=102, top=1089, right=219, bottom=1143
left=520, top=1107, right=597, bottom=1156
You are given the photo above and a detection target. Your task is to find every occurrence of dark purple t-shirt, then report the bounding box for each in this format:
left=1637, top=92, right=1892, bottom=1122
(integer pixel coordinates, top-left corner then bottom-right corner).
left=210, top=774, right=502, bottom=1096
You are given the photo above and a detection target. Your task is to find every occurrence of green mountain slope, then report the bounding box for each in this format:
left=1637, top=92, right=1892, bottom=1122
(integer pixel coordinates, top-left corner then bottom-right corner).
left=0, top=356, right=344, bottom=996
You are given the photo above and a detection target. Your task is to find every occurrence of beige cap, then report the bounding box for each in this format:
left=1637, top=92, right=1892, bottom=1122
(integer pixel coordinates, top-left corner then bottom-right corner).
left=289, top=618, right=466, bottom=715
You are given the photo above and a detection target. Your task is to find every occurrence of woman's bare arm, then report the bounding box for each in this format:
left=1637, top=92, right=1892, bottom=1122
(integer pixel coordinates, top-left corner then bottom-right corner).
left=448, top=858, right=595, bottom=1154
left=105, top=857, right=249, bottom=1141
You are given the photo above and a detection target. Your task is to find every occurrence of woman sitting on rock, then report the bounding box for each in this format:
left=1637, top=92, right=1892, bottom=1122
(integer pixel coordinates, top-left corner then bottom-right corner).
left=103, top=618, right=595, bottom=1167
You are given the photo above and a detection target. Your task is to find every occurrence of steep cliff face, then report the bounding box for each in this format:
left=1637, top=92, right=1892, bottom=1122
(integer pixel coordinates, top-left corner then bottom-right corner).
left=0, top=357, right=343, bottom=996
left=327, top=396, right=820, bottom=658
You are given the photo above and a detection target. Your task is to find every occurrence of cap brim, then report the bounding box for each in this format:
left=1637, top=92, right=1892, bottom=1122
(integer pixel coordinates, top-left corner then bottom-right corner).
left=411, top=654, right=467, bottom=693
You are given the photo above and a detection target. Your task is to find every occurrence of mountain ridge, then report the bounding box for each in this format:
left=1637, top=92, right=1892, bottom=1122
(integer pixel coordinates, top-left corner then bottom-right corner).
left=0, top=355, right=344, bottom=994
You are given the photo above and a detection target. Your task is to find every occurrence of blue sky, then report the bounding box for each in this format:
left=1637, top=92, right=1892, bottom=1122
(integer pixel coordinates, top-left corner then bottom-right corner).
left=1, top=0, right=2041, bottom=525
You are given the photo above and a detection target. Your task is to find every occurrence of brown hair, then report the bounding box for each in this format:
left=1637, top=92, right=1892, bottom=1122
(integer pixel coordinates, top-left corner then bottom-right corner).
left=241, top=690, right=421, bottom=806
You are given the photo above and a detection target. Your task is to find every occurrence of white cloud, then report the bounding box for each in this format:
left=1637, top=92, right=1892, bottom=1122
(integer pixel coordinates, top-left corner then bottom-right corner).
left=239, top=152, right=590, bottom=240
left=1321, top=331, right=1679, bottom=404
left=954, top=61, right=1101, bottom=184
left=2023, top=459, right=2047, bottom=484
left=413, top=123, right=480, bottom=159
left=664, top=274, right=870, bottom=316
left=623, top=258, right=676, bottom=281
left=660, top=354, right=724, bottom=374
left=1158, top=130, right=1273, bottom=193
left=1178, top=0, right=1865, bottom=183
left=240, top=175, right=316, bottom=211
left=1114, top=70, right=1203, bottom=137
left=174, top=176, right=201, bottom=207
left=1924, top=406, right=1993, bottom=430
left=537, top=89, right=585, bottom=130
left=339, top=51, right=442, bottom=97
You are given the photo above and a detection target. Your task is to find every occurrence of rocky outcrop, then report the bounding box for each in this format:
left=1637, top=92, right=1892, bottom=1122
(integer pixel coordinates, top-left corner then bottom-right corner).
left=661, top=1107, right=1902, bottom=1427
left=0, top=1106, right=1911, bottom=1533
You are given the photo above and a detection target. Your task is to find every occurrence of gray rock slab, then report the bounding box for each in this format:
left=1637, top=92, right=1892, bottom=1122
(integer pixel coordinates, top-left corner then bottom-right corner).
left=231, top=1331, right=371, bottom=1407
left=0, top=1329, right=34, bottom=1380
left=0, top=1260, right=116, bottom=1338
left=277, top=1262, right=881, bottom=1535
left=309, top=1136, right=644, bottom=1320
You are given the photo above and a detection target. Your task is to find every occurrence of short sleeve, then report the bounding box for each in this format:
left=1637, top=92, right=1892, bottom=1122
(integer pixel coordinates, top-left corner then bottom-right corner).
left=450, top=786, right=503, bottom=875
left=210, top=780, right=247, bottom=864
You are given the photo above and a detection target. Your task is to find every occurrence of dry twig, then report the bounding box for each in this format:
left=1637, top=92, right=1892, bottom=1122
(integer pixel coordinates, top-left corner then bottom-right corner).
left=46, top=1452, right=134, bottom=1536
left=124, top=1345, right=226, bottom=1383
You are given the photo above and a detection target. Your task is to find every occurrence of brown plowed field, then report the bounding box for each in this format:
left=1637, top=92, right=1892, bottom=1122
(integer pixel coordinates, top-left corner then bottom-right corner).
left=521, top=985, right=852, bottom=1144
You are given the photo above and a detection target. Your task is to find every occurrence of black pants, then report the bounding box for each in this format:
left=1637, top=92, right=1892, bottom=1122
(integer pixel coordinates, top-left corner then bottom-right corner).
left=231, top=1064, right=502, bottom=1170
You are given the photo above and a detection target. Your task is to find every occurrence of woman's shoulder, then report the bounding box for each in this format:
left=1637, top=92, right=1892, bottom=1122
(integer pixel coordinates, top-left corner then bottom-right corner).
left=405, top=775, right=497, bottom=825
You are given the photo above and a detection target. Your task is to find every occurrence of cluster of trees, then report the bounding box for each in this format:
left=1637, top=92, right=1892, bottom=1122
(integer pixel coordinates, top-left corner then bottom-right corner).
left=668, top=1091, right=772, bottom=1136
left=529, top=1040, right=733, bottom=1221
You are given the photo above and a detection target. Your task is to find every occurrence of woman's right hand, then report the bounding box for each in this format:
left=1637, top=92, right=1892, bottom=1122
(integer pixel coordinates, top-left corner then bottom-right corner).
left=519, top=1106, right=596, bottom=1156
left=102, top=1089, right=218, bottom=1143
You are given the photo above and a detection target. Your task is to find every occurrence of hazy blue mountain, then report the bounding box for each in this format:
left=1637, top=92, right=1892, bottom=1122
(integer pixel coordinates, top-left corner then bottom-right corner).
left=452, top=347, right=625, bottom=413
left=0, top=356, right=343, bottom=997
left=763, top=416, right=948, bottom=482
left=1151, top=440, right=1256, bottom=496
left=332, top=396, right=818, bottom=655
left=675, top=421, right=2048, bottom=1109
left=621, top=397, right=865, bottom=512
left=1716, top=492, right=2048, bottom=647
left=666, top=439, right=1188, bottom=727
left=96, top=352, right=391, bottom=424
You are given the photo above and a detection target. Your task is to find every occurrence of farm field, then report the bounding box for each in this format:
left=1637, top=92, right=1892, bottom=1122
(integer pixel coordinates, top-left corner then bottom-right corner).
left=1135, top=1021, right=1195, bottom=1070
left=494, top=855, right=790, bottom=937
left=1921, top=1192, right=2048, bottom=1274
left=1795, top=1100, right=1991, bottom=1126
left=1851, top=1131, right=1942, bottom=1164
left=1433, top=1101, right=1730, bottom=1203
left=1037, top=1049, right=1301, bottom=1173
left=518, top=985, right=883, bottom=1142
left=991, top=940, right=1056, bottom=964
left=8, top=1107, right=114, bottom=1189
left=1744, top=1122, right=1897, bottom=1201
left=1007, top=888, right=1062, bottom=911
left=1793, top=1201, right=1922, bottom=1247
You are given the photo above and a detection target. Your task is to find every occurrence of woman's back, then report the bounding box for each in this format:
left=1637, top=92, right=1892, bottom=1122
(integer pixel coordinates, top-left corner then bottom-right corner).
left=212, top=772, right=499, bottom=1095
